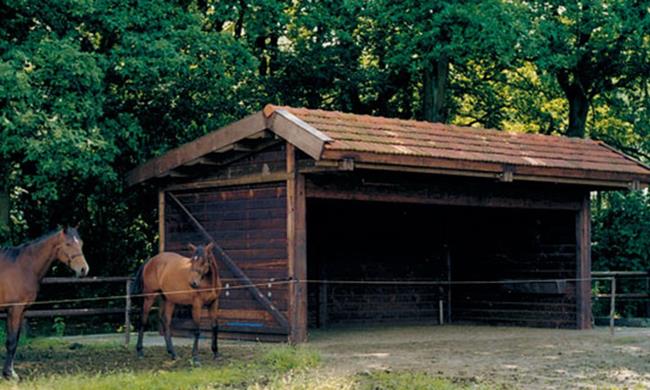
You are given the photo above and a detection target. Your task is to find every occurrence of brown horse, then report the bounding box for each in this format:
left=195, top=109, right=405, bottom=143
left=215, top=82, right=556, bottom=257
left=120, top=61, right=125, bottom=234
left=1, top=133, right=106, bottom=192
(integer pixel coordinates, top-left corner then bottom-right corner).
left=132, top=243, right=221, bottom=364
left=0, top=227, right=89, bottom=379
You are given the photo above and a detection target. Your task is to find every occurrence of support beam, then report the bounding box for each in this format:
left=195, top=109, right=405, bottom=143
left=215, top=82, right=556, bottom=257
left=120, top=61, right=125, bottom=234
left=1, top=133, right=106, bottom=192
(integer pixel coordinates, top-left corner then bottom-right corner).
left=287, top=143, right=308, bottom=343
left=575, top=193, right=592, bottom=329
left=158, top=190, right=165, bottom=253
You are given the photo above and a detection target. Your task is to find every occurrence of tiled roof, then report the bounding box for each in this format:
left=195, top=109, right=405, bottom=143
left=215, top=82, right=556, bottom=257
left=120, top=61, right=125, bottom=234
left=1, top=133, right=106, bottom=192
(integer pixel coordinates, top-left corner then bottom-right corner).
left=264, top=105, right=650, bottom=182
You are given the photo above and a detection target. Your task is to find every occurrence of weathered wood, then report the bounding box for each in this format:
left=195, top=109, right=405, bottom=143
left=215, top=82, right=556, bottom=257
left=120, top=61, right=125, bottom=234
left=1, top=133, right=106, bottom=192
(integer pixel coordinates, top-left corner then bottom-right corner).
left=322, top=149, right=646, bottom=188
left=166, top=192, right=290, bottom=330
left=164, top=172, right=289, bottom=192
left=318, top=282, right=328, bottom=328
left=126, top=111, right=268, bottom=186
left=125, top=279, right=131, bottom=345
left=575, top=193, right=592, bottom=330
left=286, top=143, right=308, bottom=343
left=306, top=176, right=583, bottom=211
left=609, top=277, right=616, bottom=336
left=158, top=190, right=165, bottom=253
left=41, top=276, right=131, bottom=284
left=0, top=308, right=125, bottom=318
left=269, top=110, right=332, bottom=160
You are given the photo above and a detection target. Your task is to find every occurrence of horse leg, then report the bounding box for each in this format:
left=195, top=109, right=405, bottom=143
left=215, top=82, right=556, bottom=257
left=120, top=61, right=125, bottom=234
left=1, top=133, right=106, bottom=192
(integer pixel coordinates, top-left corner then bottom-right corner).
left=136, top=295, right=155, bottom=358
left=161, top=299, right=176, bottom=360
left=209, top=300, right=219, bottom=359
left=3, top=306, right=25, bottom=380
left=191, top=300, right=202, bottom=365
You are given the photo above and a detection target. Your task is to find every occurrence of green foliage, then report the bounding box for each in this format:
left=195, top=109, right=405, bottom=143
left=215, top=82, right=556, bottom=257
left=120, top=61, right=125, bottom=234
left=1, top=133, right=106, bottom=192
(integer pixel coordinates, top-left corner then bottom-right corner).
left=592, top=191, right=650, bottom=318
left=0, top=0, right=648, bottom=331
left=52, top=317, right=66, bottom=337
left=592, top=191, right=650, bottom=272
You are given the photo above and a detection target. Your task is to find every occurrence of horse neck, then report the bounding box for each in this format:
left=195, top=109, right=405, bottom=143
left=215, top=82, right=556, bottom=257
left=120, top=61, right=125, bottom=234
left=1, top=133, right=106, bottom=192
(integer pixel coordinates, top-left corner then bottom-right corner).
left=19, top=231, right=64, bottom=280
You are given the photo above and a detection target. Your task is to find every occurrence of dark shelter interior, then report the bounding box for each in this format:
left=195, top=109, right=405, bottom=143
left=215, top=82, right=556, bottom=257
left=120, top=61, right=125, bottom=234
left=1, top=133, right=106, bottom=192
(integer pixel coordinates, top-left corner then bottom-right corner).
left=307, top=199, right=577, bottom=329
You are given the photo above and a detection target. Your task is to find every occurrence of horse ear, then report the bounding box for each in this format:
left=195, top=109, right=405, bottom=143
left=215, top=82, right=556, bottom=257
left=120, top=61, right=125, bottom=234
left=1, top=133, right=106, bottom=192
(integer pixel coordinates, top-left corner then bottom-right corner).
left=205, top=242, right=214, bottom=252
left=187, top=243, right=197, bottom=252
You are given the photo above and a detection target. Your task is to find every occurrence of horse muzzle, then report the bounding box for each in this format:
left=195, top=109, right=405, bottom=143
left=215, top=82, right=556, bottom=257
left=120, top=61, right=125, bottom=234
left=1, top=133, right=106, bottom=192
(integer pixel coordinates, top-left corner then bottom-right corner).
left=75, top=264, right=89, bottom=278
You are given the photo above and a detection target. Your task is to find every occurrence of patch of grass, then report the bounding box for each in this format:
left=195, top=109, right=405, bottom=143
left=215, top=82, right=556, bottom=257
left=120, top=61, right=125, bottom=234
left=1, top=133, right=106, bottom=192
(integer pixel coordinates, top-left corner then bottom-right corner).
left=261, top=345, right=320, bottom=372
left=0, top=338, right=322, bottom=390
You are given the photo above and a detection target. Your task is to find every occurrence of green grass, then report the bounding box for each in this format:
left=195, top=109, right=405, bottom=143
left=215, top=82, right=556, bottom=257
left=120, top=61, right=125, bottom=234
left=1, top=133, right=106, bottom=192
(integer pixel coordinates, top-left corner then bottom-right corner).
left=0, top=339, right=322, bottom=390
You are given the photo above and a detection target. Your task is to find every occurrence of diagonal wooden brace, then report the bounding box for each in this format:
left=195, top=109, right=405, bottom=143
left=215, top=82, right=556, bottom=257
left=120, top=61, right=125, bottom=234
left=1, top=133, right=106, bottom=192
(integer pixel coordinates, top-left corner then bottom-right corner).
left=166, top=192, right=290, bottom=331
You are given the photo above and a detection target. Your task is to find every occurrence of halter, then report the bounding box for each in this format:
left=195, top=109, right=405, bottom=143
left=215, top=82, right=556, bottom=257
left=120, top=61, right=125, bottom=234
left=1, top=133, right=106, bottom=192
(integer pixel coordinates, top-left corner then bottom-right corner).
left=55, top=245, right=84, bottom=267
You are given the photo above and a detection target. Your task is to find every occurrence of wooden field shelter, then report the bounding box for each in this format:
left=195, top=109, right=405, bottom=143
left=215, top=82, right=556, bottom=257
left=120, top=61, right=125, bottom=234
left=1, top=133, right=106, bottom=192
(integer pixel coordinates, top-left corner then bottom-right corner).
left=127, top=105, right=650, bottom=343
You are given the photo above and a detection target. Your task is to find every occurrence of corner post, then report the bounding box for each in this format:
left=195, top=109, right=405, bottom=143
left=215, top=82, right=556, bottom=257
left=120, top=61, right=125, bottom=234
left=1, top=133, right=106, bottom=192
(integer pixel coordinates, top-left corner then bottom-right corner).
left=287, top=143, right=308, bottom=343
left=158, top=190, right=165, bottom=253
left=576, top=192, right=592, bottom=329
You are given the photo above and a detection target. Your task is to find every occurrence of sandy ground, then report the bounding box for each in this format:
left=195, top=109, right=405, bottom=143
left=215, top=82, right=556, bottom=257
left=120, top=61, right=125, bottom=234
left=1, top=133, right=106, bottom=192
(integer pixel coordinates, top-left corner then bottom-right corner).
left=65, top=325, right=650, bottom=389
left=308, top=325, right=650, bottom=389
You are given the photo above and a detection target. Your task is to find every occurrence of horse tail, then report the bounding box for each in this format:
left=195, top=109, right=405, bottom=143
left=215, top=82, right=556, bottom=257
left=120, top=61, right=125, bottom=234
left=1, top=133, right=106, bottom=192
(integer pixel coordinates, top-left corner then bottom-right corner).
left=130, top=264, right=145, bottom=298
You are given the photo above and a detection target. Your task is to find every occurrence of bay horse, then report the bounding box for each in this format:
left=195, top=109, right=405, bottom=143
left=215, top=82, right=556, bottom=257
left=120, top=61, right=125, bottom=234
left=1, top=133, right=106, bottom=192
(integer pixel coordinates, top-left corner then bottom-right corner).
left=0, top=227, right=89, bottom=379
left=132, top=243, right=221, bottom=364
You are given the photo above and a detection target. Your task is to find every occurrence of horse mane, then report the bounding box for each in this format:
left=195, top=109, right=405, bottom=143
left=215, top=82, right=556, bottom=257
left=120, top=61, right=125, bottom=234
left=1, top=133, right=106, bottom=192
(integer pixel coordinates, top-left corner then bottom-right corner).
left=0, top=229, right=63, bottom=263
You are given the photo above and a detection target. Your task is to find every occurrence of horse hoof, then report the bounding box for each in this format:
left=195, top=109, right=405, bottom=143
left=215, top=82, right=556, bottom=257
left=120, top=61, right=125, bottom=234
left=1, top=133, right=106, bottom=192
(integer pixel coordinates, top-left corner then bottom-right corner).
left=136, top=350, right=144, bottom=359
left=3, top=370, right=18, bottom=381
left=212, top=353, right=221, bottom=361
left=169, top=353, right=177, bottom=360
left=192, top=359, right=201, bottom=367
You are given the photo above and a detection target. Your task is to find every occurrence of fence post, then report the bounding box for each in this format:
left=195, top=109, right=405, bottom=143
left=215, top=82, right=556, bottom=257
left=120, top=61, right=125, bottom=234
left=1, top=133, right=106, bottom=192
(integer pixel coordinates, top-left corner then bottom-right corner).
left=125, top=279, right=131, bottom=346
left=609, top=277, right=616, bottom=336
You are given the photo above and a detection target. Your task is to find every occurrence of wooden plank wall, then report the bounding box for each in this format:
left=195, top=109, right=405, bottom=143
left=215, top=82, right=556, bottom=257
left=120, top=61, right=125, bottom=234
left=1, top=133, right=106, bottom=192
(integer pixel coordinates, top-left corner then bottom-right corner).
left=163, top=145, right=290, bottom=339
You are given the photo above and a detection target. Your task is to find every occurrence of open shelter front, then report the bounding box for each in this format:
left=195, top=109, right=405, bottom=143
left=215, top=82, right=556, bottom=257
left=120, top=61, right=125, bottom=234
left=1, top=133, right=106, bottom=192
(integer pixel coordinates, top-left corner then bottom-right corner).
left=127, top=105, right=650, bottom=342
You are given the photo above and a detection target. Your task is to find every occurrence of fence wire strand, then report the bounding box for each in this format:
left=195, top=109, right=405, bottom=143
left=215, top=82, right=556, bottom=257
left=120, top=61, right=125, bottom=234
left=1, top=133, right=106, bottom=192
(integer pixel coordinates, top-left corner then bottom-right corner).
left=0, top=276, right=631, bottom=310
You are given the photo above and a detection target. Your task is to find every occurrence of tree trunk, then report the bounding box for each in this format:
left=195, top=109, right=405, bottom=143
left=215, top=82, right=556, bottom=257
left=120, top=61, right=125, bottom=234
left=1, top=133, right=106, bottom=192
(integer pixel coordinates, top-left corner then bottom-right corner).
left=423, top=53, right=450, bottom=123
left=556, top=70, right=590, bottom=138
left=0, top=185, right=9, bottom=239
left=566, top=91, right=589, bottom=138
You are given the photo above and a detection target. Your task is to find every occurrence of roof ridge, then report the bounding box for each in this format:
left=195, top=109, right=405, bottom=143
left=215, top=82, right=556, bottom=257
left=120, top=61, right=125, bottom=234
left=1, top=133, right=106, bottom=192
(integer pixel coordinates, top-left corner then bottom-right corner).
left=267, top=104, right=599, bottom=145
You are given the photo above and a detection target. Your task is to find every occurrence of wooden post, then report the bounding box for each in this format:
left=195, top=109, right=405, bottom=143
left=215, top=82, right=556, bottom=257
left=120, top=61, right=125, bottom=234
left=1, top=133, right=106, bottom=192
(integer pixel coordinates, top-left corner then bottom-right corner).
left=319, top=281, right=328, bottom=328
left=287, top=143, right=308, bottom=343
left=575, top=193, right=592, bottom=329
left=609, top=277, right=616, bottom=336
left=438, top=300, right=444, bottom=325
left=158, top=191, right=165, bottom=253
left=125, top=279, right=131, bottom=346
left=445, top=245, right=452, bottom=324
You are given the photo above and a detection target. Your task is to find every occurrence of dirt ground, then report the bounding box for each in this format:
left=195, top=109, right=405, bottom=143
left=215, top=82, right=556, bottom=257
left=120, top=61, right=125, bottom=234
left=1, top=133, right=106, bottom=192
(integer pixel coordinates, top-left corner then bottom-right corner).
left=308, top=324, right=650, bottom=389
left=62, top=325, right=650, bottom=389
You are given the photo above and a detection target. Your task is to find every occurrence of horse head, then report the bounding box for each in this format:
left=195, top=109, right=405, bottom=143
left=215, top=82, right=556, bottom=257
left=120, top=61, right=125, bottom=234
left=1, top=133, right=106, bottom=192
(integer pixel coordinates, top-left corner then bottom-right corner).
left=54, top=226, right=89, bottom=278
left=187, top=242, right=214, bottom=289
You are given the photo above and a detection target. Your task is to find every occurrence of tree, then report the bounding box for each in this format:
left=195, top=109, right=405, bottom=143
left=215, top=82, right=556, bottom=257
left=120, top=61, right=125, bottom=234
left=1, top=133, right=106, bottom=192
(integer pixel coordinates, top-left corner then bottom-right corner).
left=522, top=0, right=650, bottom=138
left=370, top=0, right=520, bottom=123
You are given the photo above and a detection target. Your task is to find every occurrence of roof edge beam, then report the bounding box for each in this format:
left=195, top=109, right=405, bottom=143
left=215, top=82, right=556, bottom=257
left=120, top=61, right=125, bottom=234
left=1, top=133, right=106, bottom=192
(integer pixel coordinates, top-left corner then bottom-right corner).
left=269, top=109, right=332, bottom=160
left=349, top=161, right=636, bottom=189
left=126, top=111, right=267, bottom=186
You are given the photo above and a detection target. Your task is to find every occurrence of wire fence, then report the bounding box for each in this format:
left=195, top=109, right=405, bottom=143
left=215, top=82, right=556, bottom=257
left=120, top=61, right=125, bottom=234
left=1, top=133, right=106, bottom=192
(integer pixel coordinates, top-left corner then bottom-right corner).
left=1, top=273, right=647, bottom=343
